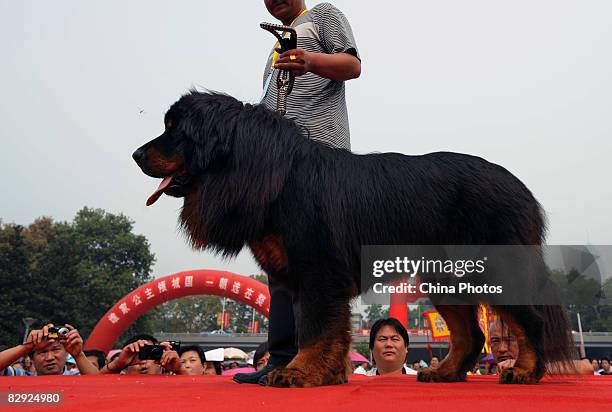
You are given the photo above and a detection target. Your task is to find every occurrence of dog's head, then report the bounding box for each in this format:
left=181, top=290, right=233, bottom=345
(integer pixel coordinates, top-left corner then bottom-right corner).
left=133, top=91, right=243, bottom=206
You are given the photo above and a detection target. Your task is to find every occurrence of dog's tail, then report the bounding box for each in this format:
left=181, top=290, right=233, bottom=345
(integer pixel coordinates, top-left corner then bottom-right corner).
left=538, top=305, right=578, bottom=374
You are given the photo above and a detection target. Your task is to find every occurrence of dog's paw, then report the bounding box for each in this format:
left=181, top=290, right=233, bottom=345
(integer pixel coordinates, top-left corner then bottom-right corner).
left=263, top=366, right=347, bottom=387
left=264, top=367, right=311, bottom=388
left=417, top=367, right=467, bottom=383
left=499, top=367, right=539, bottom=384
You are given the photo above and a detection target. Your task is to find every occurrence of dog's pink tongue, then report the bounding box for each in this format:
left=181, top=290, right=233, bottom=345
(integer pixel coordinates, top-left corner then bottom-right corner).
left=146, top=176, right=174, bottom=206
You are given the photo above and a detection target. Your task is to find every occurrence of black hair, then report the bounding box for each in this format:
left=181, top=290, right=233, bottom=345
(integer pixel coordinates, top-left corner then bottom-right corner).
left=123, top=334, right=158, bottom=347
left=369, top=318, right=410, bottom=350
left=211, top=361, right=223, bottom=375
left=179, top=345, right=206, bottom=364
left=602, top=357, right=610, bottom=363
left=84, top=350, right=106, bottom=369
left=253, top=341, right=269, bottom=369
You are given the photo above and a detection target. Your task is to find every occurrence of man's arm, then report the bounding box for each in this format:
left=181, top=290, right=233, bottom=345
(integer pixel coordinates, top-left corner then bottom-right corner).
left=546, top=359, right=594, bottom=375
left=99, top=340, right=148, bottom=374
left=0, top=326, right=50, bottom=371
left=159, top=342, right=181, bottom=374
left=498, top=358, right=594, bottom=375
left=63, top=325, right=99, bottom=375
left=274, top=49, right=361, bottom=81
left=0, top=344, right=32, bottom=372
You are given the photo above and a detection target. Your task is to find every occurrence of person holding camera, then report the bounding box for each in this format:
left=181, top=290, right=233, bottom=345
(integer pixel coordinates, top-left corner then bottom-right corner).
left=100, top=334, right=181, bottom=375
left=1, top=323, right=99, bottom=376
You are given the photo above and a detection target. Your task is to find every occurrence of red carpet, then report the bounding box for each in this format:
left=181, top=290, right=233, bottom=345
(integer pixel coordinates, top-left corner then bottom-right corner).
left=2, top=374, right=610, bottom=412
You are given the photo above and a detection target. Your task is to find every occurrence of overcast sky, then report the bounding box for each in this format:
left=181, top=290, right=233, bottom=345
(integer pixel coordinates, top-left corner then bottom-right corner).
left=1, top=0, right=611, bottom=281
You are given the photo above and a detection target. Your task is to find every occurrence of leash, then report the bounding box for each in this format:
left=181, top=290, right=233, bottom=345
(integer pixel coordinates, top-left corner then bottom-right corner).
left=260, top=22, right=298, bottom=116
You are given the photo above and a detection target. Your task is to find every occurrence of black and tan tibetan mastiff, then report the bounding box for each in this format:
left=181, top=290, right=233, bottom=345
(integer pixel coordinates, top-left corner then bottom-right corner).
left=133, top=90, right=575, bottom=387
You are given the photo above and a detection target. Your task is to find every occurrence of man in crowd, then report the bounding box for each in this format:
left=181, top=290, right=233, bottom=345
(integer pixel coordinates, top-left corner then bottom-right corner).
left=84, top=349, right=106, bottom=370
left=100, top=334, right=180, bottom=375
left=0, top=323, right=99, bottom=376
left=235, top=0, right=361, bottom=385
left=489, top=319, right=593, bottom=375
left=367, top=318, right=417, bottom=375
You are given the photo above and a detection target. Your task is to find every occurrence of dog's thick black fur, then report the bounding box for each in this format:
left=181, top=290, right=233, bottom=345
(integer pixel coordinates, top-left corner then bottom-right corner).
left=134, top=91, right=575, bottom=387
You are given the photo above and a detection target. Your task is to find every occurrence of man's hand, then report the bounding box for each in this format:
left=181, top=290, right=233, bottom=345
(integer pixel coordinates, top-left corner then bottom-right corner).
left=275, top=48, right=360, bottom=81
left=274, top=48, right=312, bottom=77
left=104, top=340, right=150, bottom=373
left=497, top=359, right=516, bottom=372
left=62, top=324, right=84, bottom=358
left=28, top=323, right=56, bottom=352
left=159, top=342, right=181, bottom=374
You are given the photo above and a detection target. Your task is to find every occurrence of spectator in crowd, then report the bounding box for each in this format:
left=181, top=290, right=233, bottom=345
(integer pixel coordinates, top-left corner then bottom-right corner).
left=66, top=354, right=77, bottom=372
left=100, top=334, right=180, bottom=375
left=411, top=361, right=421, bottom=372
left=179, top=346, right=207, bottom=376
left=430, top=356, right=440, bottom=369
left=591, top=359, right=600, bottom=374
left=598, top=357, right=612, bottom=375
left=1, top=323, right=99, bottom=376
left=203, top=348, right=224, bottom=375
left=204, top=362, right=223, bottom=375
left=84, top=350, right=106, bottom=370
left=253, top=342, right=270, bottom=372
left=23, top=355, right=36, bottom=374
left=489, top=319, right=593, bottom=375
left=10, top=359, right=24, bottom=371
left=467, top=362, right=482, bottom=375
left=366, top=318, right=417, bottom=375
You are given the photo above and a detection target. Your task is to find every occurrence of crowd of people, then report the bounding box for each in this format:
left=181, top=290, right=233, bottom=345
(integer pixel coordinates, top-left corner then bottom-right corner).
left=351, top=318, right=609, bottom=377
left=1, top=318, right=610, bottom=378
left=0, top=323, right=274, bottom=377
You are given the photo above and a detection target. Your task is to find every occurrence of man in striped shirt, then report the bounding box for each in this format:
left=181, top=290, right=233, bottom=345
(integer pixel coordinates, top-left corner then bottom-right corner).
left=235, top=0, right=360, bottom=385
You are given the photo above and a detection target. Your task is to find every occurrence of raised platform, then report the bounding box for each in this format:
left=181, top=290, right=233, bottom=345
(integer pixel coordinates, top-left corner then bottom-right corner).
left=2, top=374, right=611, bottom=411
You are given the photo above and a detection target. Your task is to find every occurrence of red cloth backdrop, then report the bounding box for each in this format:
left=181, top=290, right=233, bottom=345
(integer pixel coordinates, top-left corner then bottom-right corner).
left=3, top=374, right=610, bottom=412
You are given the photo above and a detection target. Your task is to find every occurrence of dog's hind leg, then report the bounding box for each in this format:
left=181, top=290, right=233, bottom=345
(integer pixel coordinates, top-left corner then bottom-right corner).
left=265, top=272, right=354, bottom=388
left=493, top=306, right=545, bottom=384
left=417, top=305, right=484, bottom=383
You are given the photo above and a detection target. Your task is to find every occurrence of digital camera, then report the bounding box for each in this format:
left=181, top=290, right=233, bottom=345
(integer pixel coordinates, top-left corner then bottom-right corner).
left=47, top=326, right=70, bottom=340
left=138, top=341, right=181, bottom=361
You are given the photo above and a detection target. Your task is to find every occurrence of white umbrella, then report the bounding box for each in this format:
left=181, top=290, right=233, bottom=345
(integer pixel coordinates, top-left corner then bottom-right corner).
left=204, top=348, right=224, bottom=362
left=224, top=347, right=248, bottom=360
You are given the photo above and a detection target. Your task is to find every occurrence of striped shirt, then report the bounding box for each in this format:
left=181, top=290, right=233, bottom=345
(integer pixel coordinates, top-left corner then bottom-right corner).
left=261, top=2, right=360, bottom=150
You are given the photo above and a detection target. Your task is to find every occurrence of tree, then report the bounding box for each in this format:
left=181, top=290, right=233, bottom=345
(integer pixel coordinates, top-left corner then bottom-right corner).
left=550, top=269, right=612, bottom=332
left=0, top=208, right=155, bottom=346
left=149, top=296, right=223, bottom=333
left=364, top=304, right=389, bottom=327
left=0, top=224, right=31, bottom=345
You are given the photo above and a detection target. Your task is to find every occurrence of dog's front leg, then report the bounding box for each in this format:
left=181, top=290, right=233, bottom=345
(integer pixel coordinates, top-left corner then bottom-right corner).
left=265, top=273, right=354, bottom=388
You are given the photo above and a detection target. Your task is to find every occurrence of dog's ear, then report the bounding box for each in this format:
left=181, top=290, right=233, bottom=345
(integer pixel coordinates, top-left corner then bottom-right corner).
left=180, top=99, right=239, bottom=173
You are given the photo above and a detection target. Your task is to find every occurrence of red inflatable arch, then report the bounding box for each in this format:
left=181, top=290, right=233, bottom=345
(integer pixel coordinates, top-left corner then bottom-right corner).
left=84, top=270, right=270, bottom=353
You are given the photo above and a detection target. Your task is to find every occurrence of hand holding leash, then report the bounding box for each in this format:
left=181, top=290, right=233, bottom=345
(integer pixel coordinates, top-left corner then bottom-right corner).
left=274, top=48, right=312, bottom=77
left=260, top=22, right=298, bottom=115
